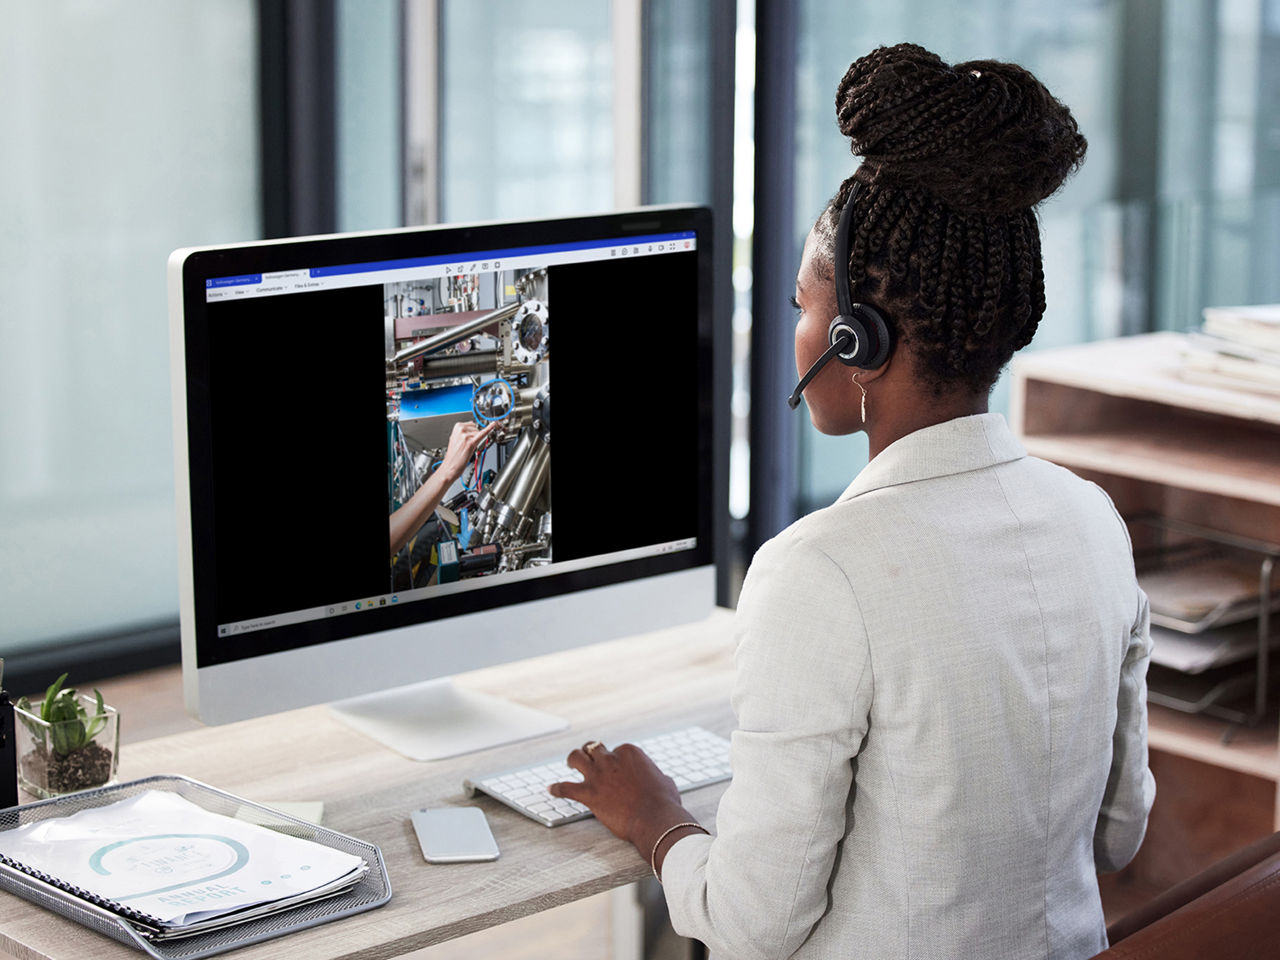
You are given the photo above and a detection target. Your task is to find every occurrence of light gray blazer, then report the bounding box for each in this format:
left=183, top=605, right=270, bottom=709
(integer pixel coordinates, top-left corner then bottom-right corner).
left=663, top=413, right=1155, bottom=960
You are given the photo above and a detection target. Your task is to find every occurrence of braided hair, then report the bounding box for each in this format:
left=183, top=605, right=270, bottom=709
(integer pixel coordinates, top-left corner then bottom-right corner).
left=814, top=43, right=1087, bottom=395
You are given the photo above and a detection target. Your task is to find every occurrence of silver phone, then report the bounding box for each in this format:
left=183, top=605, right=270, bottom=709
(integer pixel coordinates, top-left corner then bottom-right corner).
left=410, top=806, right=500, bottom=863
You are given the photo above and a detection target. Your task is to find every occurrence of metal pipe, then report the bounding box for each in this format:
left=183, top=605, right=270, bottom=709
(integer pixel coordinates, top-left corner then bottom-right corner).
left=469, top=429, right=537, bottom=546
left=501, top=438, right=551, bottom=532
left=393, top=301, right=520, bottom=364
left=502, top=539, right=550, bottom=558
left=488, top=430, right=535, bottom=504
left=418, top=350, right=499, bottom=380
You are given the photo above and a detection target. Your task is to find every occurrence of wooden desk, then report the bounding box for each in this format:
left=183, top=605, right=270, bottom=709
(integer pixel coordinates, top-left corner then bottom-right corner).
left=0, top=612, right=737, bottom=960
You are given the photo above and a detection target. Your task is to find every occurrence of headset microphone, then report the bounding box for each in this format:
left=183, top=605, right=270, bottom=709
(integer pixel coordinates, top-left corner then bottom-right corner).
left=787, top=331, right=854, bottom=409
left=786, top=181, right=893, bottom=410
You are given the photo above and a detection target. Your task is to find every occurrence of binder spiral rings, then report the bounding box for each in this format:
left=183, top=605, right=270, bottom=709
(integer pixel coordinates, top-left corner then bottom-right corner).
left=0, top=848, right=165, bottom=930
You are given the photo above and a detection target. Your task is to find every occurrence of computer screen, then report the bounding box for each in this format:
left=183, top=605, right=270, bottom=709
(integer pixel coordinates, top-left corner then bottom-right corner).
left=169, top=206, right=715, bottom=758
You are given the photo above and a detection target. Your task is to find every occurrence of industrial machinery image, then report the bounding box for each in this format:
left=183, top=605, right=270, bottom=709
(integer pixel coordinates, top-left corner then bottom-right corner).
left=386, top=267, right=551, bottom=590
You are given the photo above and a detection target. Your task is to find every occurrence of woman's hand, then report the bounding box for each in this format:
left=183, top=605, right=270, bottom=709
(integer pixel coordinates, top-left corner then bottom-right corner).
left=389, top=420, right=496, bottom=556
left=438, top=420, right=497, bottom=485
left=549, top=741, right=703, bottom=877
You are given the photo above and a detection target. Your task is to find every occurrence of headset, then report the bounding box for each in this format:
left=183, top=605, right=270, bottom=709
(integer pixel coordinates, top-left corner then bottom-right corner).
left=787, top=181, right=894, bottom=409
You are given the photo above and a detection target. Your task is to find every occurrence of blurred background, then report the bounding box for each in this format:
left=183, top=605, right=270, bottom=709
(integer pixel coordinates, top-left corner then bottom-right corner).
left=3, top=0, right=1278, bottom=687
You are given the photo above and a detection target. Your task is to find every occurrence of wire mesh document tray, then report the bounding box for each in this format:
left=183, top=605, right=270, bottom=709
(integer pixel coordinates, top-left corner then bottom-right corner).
left=0, top=774, right=392, bottom=960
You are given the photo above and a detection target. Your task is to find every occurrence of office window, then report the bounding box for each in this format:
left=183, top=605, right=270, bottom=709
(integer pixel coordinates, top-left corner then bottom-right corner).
left=0, top=2, right=259, bottom=658
left=644, top=0, right=715, bottom=204
left=438, top=0, right=614, bottom=222
left=430, top=0, right=728, bottom=229
left=1156, top=0, right=1280, bottom=328
left=759, top=0, right=1280, bottom=519
left=336, top=0, right=403, bottom=231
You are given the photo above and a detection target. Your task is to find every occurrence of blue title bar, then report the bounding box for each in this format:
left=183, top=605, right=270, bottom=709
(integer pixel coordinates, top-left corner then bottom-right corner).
left=206, top=231, right=697, bottom=289
left=308, top=232, right=696, bottom=279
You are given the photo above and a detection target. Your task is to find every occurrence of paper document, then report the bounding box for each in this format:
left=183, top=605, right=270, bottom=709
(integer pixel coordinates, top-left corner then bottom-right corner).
left=0, top=790, right=366, bottom=931
left=1138, top=545, right=1278, bottom=631
left=1150, top=623, right=1275, bottom=675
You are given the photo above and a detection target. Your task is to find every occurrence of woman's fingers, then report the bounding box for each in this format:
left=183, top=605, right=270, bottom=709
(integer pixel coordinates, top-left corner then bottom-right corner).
left=565, top=747, right=592, bottom=776
left=548, top=778, right=587, bottom=801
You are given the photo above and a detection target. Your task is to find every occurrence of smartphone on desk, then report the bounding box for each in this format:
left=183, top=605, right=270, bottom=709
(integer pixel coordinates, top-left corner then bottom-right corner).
left=411, top=806, right=500, bottom=863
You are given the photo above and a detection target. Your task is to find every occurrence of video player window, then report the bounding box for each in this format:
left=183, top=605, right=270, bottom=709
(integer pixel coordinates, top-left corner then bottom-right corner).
left=386, top=266, right=553, bottom=591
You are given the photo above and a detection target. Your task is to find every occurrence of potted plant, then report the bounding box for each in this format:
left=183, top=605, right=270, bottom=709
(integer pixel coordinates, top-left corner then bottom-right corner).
left=14, top=673, right=119, bottom=798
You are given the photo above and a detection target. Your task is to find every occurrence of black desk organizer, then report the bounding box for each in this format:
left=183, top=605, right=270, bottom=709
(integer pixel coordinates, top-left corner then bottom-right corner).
left=0, top=686, right=16, bottom=810
left=0, top=775, right=392, bottom=959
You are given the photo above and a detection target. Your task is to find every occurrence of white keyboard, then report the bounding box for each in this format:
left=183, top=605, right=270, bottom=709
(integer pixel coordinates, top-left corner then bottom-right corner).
left=464, top=726, right=732, bottom=827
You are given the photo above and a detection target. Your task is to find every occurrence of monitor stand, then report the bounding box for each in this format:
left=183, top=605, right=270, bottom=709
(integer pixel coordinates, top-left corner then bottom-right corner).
left=328, top=678, right=568, bottom=761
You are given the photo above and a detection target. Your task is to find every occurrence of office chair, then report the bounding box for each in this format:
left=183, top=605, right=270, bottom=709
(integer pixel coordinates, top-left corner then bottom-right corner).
left=1091, top=829, right=1280, bottom=959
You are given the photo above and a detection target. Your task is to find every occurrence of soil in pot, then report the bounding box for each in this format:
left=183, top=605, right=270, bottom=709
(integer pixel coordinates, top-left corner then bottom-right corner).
left=21, top=742, right=114, bottom=794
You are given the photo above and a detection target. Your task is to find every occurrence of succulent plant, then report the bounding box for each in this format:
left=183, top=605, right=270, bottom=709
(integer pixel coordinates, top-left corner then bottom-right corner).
left=16, top=673, right=110, bottom=757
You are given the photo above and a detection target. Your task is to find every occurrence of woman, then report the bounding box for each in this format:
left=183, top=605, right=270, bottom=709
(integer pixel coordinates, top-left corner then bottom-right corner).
left=551, top=44, right=1154, bottom=960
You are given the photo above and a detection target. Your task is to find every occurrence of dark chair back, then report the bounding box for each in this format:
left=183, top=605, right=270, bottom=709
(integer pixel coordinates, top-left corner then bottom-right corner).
left=1092, top=830, right=1280, bottom=959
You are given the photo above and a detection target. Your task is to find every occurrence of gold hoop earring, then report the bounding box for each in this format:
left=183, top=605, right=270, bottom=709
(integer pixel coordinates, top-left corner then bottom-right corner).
left=852, top=372, right=867, bottom=423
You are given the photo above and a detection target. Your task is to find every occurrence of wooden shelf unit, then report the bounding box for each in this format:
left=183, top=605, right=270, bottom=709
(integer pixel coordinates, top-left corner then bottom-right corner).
left=1145, top=703, right=1279, bottom=781
left=1010, top=332, right=1280, bottom=831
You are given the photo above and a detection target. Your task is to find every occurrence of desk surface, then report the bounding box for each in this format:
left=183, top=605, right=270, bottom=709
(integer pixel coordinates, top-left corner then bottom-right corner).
left=0, top=612, right=737, bottom=960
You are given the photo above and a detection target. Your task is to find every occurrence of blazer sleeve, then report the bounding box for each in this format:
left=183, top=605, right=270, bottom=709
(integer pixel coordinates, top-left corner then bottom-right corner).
left=661, top=530, right=873, bottom=960
left=1093, top=586, right=1156, bottom=873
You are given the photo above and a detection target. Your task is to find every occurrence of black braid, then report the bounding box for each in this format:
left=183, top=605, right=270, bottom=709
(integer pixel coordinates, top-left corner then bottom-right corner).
left=915, top=202, right=945, bottom=312
left=887, top=189, right=922, bottom=282
left=978, top=218, right=1007, bottom=338
left=1008, top=215, right=1035, bottom=346
left=850, top=187, right=895, bottom=290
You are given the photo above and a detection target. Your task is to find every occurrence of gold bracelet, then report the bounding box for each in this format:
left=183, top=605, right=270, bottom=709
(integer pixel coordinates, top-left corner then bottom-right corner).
left=650, top=821, right=709, bottom=881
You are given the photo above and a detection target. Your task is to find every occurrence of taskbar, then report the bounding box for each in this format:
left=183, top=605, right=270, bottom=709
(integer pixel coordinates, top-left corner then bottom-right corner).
left=216, top=537, right=698, bottom=638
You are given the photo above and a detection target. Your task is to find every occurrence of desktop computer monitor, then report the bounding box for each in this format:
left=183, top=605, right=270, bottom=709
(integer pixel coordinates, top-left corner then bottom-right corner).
left=168, top=205, right=715, bottom=759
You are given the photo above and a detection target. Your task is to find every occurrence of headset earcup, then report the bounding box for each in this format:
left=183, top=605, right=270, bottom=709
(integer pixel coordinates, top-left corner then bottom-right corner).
left=852, top=304, right=891, bottom=369
left=828, top=316, right=866, bottom=365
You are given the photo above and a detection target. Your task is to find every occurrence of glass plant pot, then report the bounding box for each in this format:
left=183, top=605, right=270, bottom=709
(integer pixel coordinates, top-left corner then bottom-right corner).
left=14, top=696, right=120, bottom=798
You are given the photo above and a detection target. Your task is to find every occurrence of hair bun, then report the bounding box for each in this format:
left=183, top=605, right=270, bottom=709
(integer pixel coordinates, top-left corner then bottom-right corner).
left=836, top=43, right=1086, bottom=214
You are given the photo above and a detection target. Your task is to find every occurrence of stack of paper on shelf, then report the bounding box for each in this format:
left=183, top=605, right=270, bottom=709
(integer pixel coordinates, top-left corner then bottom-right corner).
left=0, top=790, right=368, bottom=941
left=1138, top=543, right=1278, bottom=632
left=1179, top=304, right=1280, bottom=396
left=1150, top=621, right=1277, bottom=674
